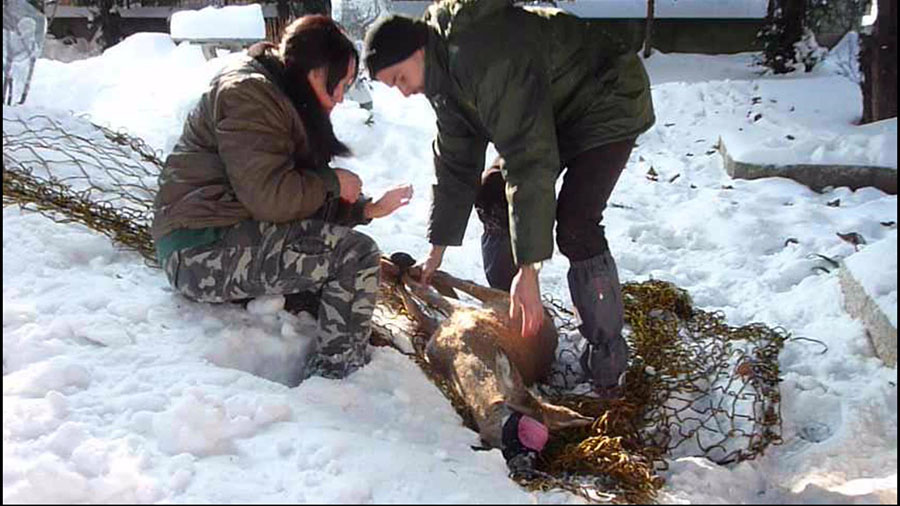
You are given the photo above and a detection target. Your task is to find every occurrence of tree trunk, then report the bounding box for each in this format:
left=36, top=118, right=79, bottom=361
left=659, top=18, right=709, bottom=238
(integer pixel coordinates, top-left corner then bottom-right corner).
left=860, top=0, right=898, bottom=123
left=273, top=0, right=290, bottom=41
left=277, top=0, right=290, bottom=21
left=643, top=0, right=654, bottom=58
left=778, top=0, right=805, bottom=72
left=96, top=0, right=122, bottom=50
left=761, top=0, right=806, bottom=74
left=781, top=0, right=804, bottom=40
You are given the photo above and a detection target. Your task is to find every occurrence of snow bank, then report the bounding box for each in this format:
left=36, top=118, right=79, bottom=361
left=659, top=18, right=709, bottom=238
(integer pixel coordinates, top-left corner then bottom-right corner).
left=844, top=230, right=898, bottom=328
left=25, top=33, right=239, bottom=153
left=722, top=116, right=898, bottom=171
left=713, top=72, right=896, bottom=171
left=169, top=4, right=265, bottom=40
left=711, top=33, right=896, bottom=173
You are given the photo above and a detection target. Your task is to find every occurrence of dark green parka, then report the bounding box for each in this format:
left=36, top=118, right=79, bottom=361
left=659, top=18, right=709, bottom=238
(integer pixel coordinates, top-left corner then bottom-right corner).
left=422, top=0, right=655, bottom=265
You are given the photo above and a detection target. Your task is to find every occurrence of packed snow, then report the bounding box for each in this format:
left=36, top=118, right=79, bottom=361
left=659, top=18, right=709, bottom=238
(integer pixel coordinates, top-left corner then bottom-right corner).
left=169, top=4, right=266, bottom=40
left=716, top=36, right=898, bottom=171
left=3, top=20, right=897, bottom=506
left=844, top=229, right=898, bottom=328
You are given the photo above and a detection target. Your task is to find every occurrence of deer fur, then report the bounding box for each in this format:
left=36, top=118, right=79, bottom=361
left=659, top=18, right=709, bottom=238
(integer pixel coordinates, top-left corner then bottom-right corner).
left=389, top=263, right=591, bottom=450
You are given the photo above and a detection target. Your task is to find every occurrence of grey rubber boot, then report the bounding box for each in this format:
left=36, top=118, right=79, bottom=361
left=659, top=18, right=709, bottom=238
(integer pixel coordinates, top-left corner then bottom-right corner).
left=567, top=251, right=629, bottom=394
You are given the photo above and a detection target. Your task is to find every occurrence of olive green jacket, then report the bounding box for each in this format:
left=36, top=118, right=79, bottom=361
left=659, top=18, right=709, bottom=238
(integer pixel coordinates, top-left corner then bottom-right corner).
left=151, top=55, right=341, bottom=243
left=422, top=0, right=655, bottom=264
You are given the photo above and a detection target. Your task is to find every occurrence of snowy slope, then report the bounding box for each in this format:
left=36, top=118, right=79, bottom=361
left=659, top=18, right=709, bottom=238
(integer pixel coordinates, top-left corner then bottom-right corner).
left=3, top=33, right=897, bottom=503
left=844, top=229, right=898, bottom=329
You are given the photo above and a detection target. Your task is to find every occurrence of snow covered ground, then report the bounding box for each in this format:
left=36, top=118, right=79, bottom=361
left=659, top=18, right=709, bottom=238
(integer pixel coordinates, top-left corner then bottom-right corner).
left=716, top=34, right=897, bottom=171
left=844, top=229, right=898, bottom=329
left=170, top=4, right=266, bottom=40
left=4, top=31, right=897, bottom=503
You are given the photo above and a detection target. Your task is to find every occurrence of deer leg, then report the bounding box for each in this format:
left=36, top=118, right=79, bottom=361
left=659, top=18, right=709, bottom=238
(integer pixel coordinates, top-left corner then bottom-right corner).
left=396, top=283, right=440, bottom=337
left=385, top=253, right=459, bottom=299
left=430, top=271, right=510, bottom=307
left=402, top=274, right=456, bottom=317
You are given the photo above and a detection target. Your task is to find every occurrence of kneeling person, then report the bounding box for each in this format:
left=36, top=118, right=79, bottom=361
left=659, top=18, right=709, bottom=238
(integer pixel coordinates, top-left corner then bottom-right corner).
left=152, top=16, right=413, bottom=380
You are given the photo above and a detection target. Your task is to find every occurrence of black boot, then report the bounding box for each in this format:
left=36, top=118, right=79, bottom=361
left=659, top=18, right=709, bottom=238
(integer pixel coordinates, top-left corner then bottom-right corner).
left=284, top=291, right=320, bottom=316
left=568, top=251, right=629, bottom=398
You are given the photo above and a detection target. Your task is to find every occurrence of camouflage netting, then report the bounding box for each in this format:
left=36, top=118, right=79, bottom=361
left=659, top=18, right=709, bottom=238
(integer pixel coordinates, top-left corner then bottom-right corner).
left=3, top=112, right=788, bottom=504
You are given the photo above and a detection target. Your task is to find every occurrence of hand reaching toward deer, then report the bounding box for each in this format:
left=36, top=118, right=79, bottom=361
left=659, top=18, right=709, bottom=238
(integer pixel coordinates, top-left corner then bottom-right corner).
left=364, top=183, right=414, bottom=219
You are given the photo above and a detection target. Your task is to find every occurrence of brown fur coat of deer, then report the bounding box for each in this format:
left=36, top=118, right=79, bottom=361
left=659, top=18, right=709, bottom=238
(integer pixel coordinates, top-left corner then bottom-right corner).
left=381, top=258, right=590, bottom=449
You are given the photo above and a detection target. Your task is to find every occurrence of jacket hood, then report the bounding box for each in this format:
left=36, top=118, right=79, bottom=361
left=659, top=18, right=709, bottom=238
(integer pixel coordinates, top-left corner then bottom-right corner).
left=424, top=0, right=514, bottom=38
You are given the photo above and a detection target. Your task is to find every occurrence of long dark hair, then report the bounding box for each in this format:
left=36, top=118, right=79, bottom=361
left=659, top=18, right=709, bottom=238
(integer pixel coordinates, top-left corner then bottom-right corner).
left=249, top=15, right=358, bottom=168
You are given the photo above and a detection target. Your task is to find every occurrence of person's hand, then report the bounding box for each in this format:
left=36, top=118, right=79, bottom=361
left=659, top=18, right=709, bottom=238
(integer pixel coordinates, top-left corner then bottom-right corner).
left=509, top=265, right=543, bottom=338
left=416, top=245, right=446, bottom=285
left=333, top=168, right=362, bottom=203
left=364, top=184, right=413, bottom=219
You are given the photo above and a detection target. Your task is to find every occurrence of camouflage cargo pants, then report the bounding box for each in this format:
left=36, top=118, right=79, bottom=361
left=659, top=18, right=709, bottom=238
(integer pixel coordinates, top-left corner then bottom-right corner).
left=162, top=219, right=381, bottom=380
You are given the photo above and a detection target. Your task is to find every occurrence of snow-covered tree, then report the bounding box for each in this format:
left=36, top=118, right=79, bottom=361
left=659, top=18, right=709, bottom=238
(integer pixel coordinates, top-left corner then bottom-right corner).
left=826, top=30, right=862, bottom=83
left=757, top=0, right=873, bottom=75
left=793, top=26, right=828, bottom=71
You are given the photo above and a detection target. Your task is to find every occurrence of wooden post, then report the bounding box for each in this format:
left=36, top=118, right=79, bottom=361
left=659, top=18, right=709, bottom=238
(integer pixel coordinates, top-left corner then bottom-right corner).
left=643, top=0, right=655, bottom=58
left=860, top=0, right=898, bottom=123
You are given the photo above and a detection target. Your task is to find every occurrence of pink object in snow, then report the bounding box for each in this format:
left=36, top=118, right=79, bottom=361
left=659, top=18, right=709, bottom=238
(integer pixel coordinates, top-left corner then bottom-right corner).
left=518, top=415, right=549, bottom=451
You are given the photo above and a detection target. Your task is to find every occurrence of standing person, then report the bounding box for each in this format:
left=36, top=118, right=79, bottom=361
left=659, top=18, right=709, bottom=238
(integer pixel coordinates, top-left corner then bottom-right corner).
left=364, top=1, right=655, bottom=398
left=152, top=15, right=413, bottom=380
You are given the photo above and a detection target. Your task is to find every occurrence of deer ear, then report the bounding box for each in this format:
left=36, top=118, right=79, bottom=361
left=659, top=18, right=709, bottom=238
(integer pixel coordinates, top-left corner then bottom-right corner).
left=539, top=401, right=593, bottom=431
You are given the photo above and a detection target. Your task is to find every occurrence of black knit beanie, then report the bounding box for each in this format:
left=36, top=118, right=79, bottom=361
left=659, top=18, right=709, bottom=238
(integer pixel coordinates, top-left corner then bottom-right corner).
left=364, top=15, right=428, bottom=76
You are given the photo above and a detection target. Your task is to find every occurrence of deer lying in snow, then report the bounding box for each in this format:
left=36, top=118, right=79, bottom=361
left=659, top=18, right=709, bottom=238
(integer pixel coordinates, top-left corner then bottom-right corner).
left=380, top=256, right=591, bottom=467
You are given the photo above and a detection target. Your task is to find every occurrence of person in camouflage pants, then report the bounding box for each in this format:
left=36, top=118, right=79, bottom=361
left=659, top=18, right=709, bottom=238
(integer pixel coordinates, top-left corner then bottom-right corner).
left=162, top=219, right=381, bottom=379
left=152, top=16, right=413, bottom=381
